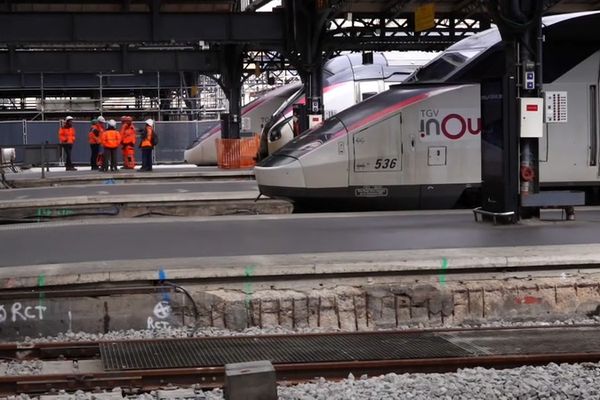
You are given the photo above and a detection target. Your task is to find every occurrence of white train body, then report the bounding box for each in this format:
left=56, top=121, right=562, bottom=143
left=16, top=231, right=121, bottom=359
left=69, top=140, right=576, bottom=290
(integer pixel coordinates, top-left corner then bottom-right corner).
left=184, top=83, right=301, bottom=165
left=185, top=52, right=436, bottom=165
left=256, top=12, right=600, bottom=210
left=266, top=52, right=436, bottom=155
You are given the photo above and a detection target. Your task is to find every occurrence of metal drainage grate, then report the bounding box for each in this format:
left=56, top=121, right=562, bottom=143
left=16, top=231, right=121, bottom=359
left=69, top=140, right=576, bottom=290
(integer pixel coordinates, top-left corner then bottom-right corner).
left=100, top=332, right=474, bottom=371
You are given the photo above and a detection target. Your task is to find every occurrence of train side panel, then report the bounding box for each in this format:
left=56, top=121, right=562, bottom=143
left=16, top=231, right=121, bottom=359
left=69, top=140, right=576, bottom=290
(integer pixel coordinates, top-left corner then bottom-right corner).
left=409, top=84, right=481, bottom=187
left=541, top=51, right=600, bottom=185
left=343, top=85, right=481, bottom=207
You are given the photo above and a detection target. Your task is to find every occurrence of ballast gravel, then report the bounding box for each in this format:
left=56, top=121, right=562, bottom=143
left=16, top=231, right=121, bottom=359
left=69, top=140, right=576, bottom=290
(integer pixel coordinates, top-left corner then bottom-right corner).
left=16, top=315, right=600, bottom=344
left=0, top=360, right=42, bottom=377
left=269, top=364, right=600, bottom=400
left=4, top=363, right=600, bottom=399
left=23, top=325, right=339, bottom=344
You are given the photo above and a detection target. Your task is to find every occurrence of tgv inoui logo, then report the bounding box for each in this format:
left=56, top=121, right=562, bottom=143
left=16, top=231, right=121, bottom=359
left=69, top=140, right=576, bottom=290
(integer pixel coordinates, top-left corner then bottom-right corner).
left=419, top=109, right=481, bottom=140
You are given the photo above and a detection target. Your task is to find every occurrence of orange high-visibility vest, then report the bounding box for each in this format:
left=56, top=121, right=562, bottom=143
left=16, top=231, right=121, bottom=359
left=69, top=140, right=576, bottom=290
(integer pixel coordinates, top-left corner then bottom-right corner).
left=88, top=124, right=103, bottom=145
left=120, top=124, right=136, bottom=146
left=141, top=126, right=154, bottom=148
left=58, top=126, right=75, bottom=144
left=101, top=129, right=122, bottom=149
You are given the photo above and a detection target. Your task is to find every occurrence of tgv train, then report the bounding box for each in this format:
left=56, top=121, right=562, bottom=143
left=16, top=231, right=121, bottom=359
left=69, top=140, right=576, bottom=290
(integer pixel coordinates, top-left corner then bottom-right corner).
left=264, top=52, right=436, bottom=156
left=184, top=83, right=301, bottom=165
left=256, top=12, right=600, bottom=210
left=184, top=52, right=434, bottom=165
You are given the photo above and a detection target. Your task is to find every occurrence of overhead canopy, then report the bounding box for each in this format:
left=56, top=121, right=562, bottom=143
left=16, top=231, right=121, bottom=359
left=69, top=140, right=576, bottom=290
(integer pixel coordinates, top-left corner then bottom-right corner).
left=3, top=0, right=599, bottom=14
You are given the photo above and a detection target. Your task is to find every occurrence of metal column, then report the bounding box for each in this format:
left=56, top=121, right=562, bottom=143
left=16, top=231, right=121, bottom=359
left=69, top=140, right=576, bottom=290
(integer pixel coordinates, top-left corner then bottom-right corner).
left=284, top=0, right=328, bottom=130
left=218, top=44, right=245, bottom=139
left=480, top=0, right=542, bottom=221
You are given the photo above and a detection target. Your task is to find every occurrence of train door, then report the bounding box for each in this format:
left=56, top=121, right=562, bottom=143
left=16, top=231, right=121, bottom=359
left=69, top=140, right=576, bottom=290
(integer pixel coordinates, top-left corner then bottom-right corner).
left=349, top=114, right=402, bottom=187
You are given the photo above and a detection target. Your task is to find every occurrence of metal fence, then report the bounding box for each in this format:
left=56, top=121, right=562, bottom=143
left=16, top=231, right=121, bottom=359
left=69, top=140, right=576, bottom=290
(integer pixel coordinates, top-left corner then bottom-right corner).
left=0, top=120, right=219, bottom=165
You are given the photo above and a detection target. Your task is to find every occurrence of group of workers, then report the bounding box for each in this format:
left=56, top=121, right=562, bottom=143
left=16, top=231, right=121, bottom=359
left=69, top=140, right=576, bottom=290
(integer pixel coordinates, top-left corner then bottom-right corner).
left=58, top=116, right=156, bottom=172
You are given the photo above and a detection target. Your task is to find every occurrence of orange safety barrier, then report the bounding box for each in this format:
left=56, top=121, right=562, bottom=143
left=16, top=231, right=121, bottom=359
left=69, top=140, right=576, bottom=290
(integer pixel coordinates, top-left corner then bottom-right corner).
left=216, top=134, right=260, bottom=169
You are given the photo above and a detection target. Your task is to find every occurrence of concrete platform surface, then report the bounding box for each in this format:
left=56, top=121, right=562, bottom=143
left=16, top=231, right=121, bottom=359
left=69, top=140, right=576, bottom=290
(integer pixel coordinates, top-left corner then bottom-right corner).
left=1, top=242, right=599, bottom=288
left=4, top=165, right=254, bottom=187
left=0, top=180, right=258, bottom=207
left=1, top=209, right=600, bottom=270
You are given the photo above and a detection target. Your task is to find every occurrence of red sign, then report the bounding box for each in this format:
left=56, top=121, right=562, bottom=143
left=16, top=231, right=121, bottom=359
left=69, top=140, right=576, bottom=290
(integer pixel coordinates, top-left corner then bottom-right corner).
left=526, top=104, right=538, bottom=112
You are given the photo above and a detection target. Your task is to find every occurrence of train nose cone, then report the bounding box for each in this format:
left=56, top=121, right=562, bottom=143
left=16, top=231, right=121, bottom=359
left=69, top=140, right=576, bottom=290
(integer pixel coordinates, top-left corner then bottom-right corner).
left=255, top=156, right=306, bottom=197
left=184, top=137, right=218, bottom=165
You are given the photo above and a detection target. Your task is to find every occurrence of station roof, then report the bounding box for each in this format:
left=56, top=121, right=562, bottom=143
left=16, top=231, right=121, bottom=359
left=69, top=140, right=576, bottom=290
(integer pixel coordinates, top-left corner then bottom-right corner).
left=327, top=0, right=600, bottom=14
left=0, top=1, right=237, bottom=12
left=3, top=1, right=600, bottom=14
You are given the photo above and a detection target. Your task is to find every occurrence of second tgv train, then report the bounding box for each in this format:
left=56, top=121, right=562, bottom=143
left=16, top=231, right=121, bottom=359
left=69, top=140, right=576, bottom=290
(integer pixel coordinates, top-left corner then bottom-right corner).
left=184, top=83, right=301, bottom=165
left=256, top=12, right=600, bottom=210
left=184, top=52, right=434, bottom=165
left=264, top=52, right=436, bottom=156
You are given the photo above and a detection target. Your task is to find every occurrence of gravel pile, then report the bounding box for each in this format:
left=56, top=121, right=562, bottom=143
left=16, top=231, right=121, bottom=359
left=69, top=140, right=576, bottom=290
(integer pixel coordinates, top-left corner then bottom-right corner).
left=4, top=362, right=600, bottom=399
left=270, top=363, right=600, bottom=400
left=0, top=360, right=43, bottom=376
left=15, top=315, right=600, bottom=345
left=21, top=325, right=341, bottom=344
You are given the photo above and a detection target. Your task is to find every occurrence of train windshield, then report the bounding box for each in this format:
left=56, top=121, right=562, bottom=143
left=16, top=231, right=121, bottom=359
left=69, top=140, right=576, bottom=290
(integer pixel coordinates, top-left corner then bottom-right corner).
left=276, top=117, right=345, bottom=159
left=406, top=26, right=501, bottom=83
left=273, top=87, right=303, bottom=118
left=408, top=50, right=481, bottom=82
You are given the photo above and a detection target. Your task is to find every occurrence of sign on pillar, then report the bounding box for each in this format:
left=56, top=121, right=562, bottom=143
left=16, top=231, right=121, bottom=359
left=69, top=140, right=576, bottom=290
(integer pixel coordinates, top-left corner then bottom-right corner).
left=309, top=96, right=322, bottom=113
left=415, top=3, right=435, bottom=32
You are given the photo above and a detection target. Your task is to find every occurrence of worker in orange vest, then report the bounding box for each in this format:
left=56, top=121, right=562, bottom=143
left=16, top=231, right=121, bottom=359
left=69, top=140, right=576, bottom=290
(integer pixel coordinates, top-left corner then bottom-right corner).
left=100, top=119, right=121, bottom=172
left=95, top=116, right=106, bottom=169
left=58, top=116, right=77, bottom=171
left=88, top=118, right=103, bottom=170
left=120, top=116, right=136, bottom=169
left=139, top=119, right=155, bottom=172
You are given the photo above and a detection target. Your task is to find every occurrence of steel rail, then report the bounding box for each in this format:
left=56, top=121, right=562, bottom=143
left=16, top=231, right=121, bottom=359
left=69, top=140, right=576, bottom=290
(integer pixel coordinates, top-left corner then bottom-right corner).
left=2, top=351, right=600, bottom=395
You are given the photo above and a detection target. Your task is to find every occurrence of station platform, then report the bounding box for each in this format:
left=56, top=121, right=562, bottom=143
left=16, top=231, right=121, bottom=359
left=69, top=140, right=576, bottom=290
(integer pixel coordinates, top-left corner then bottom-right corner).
left=3, top=165, right=254, bottom=188
left=0, top=165, right=291, bottom=220
left=1, top=208, right=600, bottom=272
left=2, top=209, right=600, bottom=337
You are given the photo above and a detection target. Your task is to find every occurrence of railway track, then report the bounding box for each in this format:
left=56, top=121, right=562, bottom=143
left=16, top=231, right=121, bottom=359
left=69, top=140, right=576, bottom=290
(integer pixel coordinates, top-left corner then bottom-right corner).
left=2, top=325, right=600, bottom=395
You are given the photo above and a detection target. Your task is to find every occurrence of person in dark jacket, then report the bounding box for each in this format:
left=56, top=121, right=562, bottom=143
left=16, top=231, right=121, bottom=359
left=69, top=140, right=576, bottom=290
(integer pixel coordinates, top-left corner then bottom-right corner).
left=88, top=118, right=103, bottom=170
left=139, top=119, right=155, bottom=172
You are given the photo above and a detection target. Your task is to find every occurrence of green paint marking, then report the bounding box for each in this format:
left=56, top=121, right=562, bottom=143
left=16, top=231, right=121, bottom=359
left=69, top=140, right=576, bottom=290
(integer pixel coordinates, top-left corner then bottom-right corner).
left=37, top=274, right=46, bottom=305
left=244, top=265, right=255, bottom=277
left=243, top=265, right=256, bottom=307
left=35, top=208, right=74, bottom=219
left=439, top=257, right=449, bottom=285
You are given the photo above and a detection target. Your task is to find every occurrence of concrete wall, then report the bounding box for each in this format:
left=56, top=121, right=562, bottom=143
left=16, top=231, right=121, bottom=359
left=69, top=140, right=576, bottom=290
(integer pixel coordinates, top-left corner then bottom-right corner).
left=3, top=270, right=600, bottom=341
left=192, top=275, right=600, bottom=331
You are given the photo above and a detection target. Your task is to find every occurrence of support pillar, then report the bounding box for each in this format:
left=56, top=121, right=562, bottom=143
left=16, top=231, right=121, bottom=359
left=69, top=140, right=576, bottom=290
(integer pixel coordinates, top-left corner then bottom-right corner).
left=517, top=5, right=542, bottom=200
left=480, top=0, right=543, bottom=221
left=306, top=58, right=324, bottom=118
left=284, top=0, right=329, bottom=131
left=217, top=44, right=244, bottom=139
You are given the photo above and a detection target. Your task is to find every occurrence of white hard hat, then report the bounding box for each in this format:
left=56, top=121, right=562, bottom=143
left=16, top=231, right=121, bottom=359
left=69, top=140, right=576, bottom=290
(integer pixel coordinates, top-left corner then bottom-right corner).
left=145, top=119, right=154, bottom=127
left=97, top=116, right=106, bottom=123
left=65, top=116, right=73, bottom=121
left=108, top=119, right=117, bottom=128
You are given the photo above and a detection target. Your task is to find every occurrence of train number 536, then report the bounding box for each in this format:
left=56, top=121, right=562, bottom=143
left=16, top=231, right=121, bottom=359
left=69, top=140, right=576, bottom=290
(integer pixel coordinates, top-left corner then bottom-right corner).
left=374, top=158, right=398, bottom=169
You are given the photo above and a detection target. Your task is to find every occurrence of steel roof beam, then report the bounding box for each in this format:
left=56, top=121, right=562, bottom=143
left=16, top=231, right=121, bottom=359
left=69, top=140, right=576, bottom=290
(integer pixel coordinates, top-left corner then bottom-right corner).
left=0, top=12, right=283, bottom=45
left=0, top=48, right=221, bottom=74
